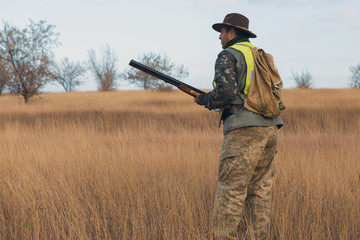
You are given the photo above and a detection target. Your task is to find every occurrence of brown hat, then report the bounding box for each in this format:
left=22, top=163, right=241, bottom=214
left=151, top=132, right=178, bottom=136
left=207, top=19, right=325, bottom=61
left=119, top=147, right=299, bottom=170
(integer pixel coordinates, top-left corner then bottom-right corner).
left=212, top=13, right=257, bottom=38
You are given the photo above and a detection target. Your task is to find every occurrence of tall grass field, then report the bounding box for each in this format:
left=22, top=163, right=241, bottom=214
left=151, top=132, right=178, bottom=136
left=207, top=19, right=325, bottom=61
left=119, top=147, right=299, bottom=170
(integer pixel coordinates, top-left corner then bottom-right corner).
left=0, top=89, right=359, bottom=239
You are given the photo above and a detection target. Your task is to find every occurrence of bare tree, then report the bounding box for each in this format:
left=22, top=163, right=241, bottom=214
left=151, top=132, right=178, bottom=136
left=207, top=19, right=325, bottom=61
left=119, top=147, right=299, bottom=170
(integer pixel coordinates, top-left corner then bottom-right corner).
left=87, top=44, right=119, bottom=91
left=0, top=20, right=59, bottom=102
left=54, top=57, right=86, bottom=92
left=348, top=62, right=360, bottom=88
left=292, top=69, right=314, bottom=89
left=124, top=52, right=189, bottom=90
left=0, top=61, right=8, bottom=95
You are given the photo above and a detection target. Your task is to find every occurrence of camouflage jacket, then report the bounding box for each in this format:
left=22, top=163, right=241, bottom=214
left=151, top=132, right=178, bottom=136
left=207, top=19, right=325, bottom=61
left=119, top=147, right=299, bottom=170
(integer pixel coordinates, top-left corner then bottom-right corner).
left=199, top=49, right=239, bottom=110
left=199, top=39, right=284, bottom=133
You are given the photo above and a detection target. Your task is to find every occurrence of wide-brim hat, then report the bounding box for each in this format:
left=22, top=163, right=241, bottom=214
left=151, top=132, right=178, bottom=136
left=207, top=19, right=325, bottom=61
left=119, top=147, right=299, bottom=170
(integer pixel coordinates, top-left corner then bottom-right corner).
left=212, top=13, right=257, bottom=38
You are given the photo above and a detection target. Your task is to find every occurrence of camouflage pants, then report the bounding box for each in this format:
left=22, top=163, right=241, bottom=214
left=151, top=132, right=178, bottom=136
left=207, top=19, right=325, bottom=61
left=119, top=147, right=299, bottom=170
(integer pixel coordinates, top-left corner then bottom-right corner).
left=213, top=126, right=278, bottom=240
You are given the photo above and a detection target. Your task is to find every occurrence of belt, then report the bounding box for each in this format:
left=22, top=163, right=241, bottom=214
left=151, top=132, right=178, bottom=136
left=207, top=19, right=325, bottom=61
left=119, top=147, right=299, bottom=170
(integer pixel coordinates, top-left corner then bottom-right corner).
left=219, top=105, right=242, bottom=127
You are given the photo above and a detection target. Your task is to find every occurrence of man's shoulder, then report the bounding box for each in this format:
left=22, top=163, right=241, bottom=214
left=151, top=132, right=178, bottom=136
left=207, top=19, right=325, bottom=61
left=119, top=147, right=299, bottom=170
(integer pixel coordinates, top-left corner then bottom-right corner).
left=219, top=47, right=247, bottom=65
left=218, top=48, right=236, bottom=60
left=217, top=49, right=237, bottom=63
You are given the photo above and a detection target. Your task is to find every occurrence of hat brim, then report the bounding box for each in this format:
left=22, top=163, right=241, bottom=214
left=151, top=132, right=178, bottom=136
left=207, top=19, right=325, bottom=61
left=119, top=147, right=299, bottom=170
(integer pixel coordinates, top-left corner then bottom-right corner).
left=212, top=23, right=257, bottom=38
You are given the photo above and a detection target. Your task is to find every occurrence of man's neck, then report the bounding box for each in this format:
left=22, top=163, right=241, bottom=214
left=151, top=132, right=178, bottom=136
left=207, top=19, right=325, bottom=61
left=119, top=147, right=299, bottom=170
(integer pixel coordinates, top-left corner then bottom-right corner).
left=224, top=36, right=249, bottom=49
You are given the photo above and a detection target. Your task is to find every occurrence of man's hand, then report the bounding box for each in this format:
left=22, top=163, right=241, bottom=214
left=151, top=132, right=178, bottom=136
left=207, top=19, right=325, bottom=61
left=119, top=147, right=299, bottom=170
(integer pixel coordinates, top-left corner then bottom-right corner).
left=190, top=90, right=203, bottom=105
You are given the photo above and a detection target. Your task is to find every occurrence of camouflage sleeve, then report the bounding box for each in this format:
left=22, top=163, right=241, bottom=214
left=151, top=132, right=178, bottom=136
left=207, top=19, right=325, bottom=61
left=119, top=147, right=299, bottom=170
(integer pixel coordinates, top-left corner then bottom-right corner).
left=199, top=50, right=238, bottom=110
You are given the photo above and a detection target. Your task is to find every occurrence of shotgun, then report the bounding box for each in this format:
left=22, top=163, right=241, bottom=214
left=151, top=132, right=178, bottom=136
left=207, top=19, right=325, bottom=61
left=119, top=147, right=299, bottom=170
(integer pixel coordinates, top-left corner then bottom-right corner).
left=129, top=60, right=205, bottom=97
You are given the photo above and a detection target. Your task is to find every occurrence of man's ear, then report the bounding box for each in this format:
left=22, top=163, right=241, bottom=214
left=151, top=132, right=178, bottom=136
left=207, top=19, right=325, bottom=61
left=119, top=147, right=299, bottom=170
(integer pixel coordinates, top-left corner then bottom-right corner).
left=229, top=28, right=237, bottom=38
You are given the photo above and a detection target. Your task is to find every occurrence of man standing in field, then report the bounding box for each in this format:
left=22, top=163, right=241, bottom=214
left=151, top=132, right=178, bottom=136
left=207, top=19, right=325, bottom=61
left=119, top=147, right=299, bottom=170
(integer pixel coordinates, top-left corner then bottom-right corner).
left=191, top=13, right=283, bottom=239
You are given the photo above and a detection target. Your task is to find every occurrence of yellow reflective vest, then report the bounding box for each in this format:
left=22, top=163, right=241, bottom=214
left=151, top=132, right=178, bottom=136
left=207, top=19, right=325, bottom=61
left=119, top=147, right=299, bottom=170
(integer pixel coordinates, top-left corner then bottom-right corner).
left=213, top=41, right=255, bottom=96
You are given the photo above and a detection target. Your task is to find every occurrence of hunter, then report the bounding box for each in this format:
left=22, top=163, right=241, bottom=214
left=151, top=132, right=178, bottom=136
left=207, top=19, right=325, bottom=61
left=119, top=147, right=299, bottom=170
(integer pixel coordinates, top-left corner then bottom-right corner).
left=191, top=13, right=283, bottom=239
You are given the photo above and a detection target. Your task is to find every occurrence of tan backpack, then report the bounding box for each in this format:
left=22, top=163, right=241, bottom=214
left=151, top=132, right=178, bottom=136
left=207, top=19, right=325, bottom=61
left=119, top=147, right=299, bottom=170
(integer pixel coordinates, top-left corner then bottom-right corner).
left=244, top=47, right=286, bottom=118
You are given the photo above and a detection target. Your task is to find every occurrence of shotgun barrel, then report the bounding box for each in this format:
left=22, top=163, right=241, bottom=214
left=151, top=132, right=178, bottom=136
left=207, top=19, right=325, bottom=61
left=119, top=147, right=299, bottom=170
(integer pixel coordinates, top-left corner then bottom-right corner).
left=129, top=60, right=205, bottom=97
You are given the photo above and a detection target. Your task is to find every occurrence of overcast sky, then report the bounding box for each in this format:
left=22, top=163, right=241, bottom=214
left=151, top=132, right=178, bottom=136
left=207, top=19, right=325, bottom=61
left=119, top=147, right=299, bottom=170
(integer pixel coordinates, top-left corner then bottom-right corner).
left=2, top=0, right=360, bottom=91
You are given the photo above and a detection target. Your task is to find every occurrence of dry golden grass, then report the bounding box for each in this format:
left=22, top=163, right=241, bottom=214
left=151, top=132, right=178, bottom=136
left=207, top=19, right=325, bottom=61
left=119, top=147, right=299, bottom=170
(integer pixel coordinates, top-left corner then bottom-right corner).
left=0, top=89, right=359, bottom=239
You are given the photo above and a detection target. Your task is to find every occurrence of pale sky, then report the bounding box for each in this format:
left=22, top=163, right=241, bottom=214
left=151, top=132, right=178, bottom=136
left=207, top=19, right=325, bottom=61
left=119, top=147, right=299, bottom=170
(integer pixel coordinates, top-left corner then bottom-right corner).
left=1, top=0, right=360, bottom=91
